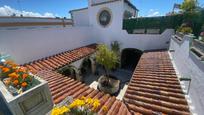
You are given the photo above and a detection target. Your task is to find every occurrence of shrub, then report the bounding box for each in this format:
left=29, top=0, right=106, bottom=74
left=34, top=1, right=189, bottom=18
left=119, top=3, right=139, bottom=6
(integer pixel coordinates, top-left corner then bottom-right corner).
left=111, top=41, right=120, bottom=54
left=180, top=0, right=197, bottom=12
left=177, top=26, right=193, bottom=34
left=123, top=15, right=184, bottom=34
left=95, top=44, right=118, bottom=75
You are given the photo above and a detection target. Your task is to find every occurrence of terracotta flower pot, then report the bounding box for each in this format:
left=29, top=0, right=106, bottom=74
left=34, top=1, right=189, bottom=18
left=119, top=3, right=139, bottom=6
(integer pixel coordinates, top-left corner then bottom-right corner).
left=98, top=75, right=120, bottom=95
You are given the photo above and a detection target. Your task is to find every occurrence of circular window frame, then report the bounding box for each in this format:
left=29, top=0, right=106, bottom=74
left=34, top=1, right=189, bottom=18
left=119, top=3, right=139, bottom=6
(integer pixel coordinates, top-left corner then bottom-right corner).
left=97, top=7, right=113, bottom=28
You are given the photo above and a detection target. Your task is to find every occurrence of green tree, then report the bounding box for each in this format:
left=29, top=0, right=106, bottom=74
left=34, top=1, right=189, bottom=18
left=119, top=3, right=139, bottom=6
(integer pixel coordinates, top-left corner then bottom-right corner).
left=96, top=44, right=118, bottom=76
left=179, top=0, right=204, bottom=36
left=180, top=0, right=198, bottom=12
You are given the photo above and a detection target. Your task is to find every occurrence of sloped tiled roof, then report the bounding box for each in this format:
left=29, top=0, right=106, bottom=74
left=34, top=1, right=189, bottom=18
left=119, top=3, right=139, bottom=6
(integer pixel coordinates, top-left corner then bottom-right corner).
left=22, top=44, right=190, bottom=114
left=23, top=44, right=131, bottom=114
left=37, top=70, right=131, bottom=115
left=24, top=44, right=97, bottom=73
left=124, top=51, right=190, bottom=115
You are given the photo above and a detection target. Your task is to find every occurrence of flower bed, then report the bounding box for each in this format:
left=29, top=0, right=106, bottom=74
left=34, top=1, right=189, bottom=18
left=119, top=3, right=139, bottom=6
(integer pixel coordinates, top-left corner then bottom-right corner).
left=0, top=58, right=53, bottom=115
left=51, top=96, right=107, bottom=115
left=0, top=60, right=40, bottom=96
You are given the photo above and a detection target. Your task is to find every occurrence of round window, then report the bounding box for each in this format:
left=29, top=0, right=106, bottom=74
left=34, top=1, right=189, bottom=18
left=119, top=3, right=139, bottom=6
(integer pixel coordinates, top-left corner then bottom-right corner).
left=98, top=9, right=112, bottom=27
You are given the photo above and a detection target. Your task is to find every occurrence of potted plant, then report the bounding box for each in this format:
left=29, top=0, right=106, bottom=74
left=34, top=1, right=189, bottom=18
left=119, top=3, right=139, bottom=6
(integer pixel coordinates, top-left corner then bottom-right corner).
left=0, top=60, right=37, bottom=95
left=0, top=58, right=53, bottom=115
left=95, top=44, right=120, bottom=95
left=177, top=23, right=193, bottom=35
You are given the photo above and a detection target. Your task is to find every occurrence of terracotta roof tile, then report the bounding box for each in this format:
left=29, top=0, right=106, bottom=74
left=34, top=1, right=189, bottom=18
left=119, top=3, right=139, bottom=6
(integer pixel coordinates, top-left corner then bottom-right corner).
left=24, top=44, right=97, bottom=73
left=36, top=70, right=131, bottom=115
left=22, top=44, right=190, bottom=114
left=124, top=51, right=190, bottom=115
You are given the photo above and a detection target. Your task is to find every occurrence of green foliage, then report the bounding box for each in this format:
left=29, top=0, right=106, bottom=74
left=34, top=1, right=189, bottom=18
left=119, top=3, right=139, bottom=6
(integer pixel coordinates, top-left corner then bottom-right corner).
left=96, top=44, right=118, bottom=74
left=180, top=0, right=197, bottom=12
left=58, top=65, right=76, bottom=77
left=123, top=15, right=184, bottom=34
left=111, top=41, right=120, bottom=54
left=177, top=26, right=193, bottom=34
left=123, top=8, right=204, bottom=37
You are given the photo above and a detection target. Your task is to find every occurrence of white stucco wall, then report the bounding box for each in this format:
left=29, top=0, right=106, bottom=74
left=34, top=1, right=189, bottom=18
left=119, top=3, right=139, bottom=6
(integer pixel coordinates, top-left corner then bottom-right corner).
left=71, top=9, right=89, bottom=26
left=0, top=0, right=174, bottom=64
left=0, top=27, right=97, bottom=64
left=88, top=0, right=173, bottom=51
left=169, top=36, right=204, bottom=115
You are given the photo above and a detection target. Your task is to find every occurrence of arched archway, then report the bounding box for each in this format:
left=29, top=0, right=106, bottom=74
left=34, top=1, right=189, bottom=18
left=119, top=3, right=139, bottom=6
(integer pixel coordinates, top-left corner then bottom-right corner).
left=121, top=48, right=143, bottom=71
left=58, top=65, right=78, bottom=80
left=80, top=58, right=92, bottom=76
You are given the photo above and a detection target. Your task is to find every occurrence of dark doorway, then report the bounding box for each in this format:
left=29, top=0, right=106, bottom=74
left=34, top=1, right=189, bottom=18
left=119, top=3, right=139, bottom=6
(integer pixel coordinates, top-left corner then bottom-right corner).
left=58, top=65, right=77, bottom=79
left=121, top=48, right=143, bottom=71
left=80, top=58, right=92, bottom=76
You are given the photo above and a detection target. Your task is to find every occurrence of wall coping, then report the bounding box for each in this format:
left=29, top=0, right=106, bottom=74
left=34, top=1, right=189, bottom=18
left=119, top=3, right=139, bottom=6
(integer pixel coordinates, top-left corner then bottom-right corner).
left=172, top=34, right=195, bottom=45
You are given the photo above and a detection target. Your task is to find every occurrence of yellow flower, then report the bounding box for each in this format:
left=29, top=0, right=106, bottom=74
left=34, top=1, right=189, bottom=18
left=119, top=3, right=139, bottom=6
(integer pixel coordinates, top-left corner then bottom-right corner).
left=51, top=107, right=61, bottom=115
left=81, top=96, right=86, bottom=100
left=86, top=98, right=94, bottom=105
left=92, top=99, right=100, bottom=110
left=51, top=106, right=70, bottom=115
left=76, top=99, right=85, bottom=106
left=69, top=99, right=85, bottom=108
left=60, top=106, right=70, bottom=113
left=102, top=106, right=108, bottom=112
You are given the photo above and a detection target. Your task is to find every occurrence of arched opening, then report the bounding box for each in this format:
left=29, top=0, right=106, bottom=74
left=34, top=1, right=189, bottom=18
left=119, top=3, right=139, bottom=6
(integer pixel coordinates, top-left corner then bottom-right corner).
left=121, top=48, right=143, bottom=71
left=80, top=58, right=92, bottom=76
left=58, top=65, right=77, bottom=79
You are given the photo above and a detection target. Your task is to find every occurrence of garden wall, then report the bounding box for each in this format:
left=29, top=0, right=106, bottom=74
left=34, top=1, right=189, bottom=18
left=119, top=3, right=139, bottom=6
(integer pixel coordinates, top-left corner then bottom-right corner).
left=0, top=27, right=97, bottom=64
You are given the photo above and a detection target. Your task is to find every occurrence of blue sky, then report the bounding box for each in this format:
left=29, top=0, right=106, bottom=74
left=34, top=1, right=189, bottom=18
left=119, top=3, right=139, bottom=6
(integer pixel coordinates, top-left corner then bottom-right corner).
left=0, top=0, right=203, bottom=18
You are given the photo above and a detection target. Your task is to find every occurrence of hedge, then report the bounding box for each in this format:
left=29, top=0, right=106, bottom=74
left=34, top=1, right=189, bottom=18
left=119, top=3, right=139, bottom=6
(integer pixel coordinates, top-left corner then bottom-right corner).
left=123, top=10, right=204, bottom=36
left=123, top=15, right=183, bottom=34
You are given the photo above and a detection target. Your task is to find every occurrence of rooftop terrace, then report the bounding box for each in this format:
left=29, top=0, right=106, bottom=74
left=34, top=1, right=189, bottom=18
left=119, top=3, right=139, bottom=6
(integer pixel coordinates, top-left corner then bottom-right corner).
left=0, top=0, right=204, bottom=115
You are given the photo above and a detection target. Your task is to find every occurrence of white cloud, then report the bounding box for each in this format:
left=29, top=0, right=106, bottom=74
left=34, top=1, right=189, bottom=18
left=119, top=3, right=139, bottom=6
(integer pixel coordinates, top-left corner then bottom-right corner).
left=147, top=9, right=160, bottom=17
left=0, top=5, right=56, bottom=17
